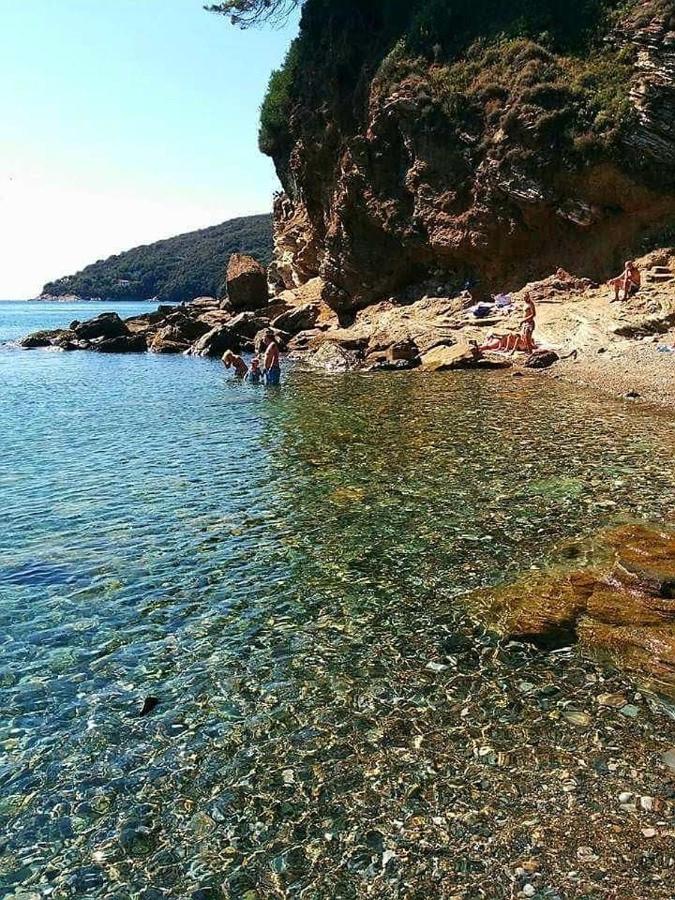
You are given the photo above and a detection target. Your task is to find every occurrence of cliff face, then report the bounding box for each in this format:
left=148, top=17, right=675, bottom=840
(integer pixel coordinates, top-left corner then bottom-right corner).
left=266, top=0, right=675, bottom=311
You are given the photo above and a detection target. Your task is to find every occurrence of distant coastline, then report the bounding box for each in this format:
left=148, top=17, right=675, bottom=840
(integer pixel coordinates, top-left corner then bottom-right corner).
left=35, top=293, right=161, bottom=304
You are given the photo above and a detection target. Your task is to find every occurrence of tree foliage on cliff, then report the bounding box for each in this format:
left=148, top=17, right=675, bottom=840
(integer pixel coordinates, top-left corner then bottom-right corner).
left=205, top=0, right=301, bottom=28
left=254, top=0, right=640, bottom=166
left=42, top=215, right=273, bottom=303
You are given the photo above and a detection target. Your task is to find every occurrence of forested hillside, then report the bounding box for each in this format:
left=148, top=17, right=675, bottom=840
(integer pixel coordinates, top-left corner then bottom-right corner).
left=42, top=214, right=273, bottom=302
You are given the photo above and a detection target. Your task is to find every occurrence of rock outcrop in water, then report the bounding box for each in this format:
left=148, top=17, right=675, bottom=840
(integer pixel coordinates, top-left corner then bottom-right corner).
left=264, top=0, right=675, bottom=312
left=469, top=523, right=675, bottom=698
left=17, top=291, right=290, bottom=360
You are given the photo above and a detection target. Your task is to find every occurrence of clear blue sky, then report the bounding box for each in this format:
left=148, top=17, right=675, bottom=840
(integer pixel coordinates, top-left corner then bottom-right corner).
left=0, top=0, right=299, bottom=297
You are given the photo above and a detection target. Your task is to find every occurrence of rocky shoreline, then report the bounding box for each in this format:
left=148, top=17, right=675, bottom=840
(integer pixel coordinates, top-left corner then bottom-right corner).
left=17, top=248, right=675, bottom=410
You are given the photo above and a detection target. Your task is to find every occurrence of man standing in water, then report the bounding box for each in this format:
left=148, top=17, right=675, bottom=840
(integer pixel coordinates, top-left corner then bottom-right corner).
left=262, top=332, right=281, bottom=386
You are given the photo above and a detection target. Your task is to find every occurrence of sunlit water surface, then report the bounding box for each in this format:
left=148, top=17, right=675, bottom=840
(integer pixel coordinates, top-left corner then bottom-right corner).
left=1, top=302, right=674, bottom=897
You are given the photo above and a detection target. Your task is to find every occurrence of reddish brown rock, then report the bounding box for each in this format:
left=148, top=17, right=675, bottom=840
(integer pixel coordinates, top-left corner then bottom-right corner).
left=420, top=343, right=512, bottom=371
left=271, top=303, right=321, bottom=335
left=226, top=253, right=269, bottom=311
left=268, top=4, right=675, bottom=312
left=469, top=524, right=675, bottom=698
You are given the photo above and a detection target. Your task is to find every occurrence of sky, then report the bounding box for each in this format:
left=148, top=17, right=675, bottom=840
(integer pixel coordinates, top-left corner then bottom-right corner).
left=0, top=0, right=299, bottom=298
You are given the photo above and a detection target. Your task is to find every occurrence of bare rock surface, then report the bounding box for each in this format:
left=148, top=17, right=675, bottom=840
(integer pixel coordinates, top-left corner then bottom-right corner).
left=270, top=3, right=675, bottom=311
left=226, top=253, right=269, bottom=311
left=186, top=325, right=240, bottom=359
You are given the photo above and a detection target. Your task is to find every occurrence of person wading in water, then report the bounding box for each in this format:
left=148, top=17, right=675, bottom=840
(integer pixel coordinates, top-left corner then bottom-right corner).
left=222, top=350, right=248, bottom=378
left=262, top=332, right=281, bottom=386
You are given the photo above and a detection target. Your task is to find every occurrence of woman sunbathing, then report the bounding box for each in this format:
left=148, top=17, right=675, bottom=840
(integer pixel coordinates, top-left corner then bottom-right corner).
left=473, top=294, right=537, bottom=354
left=609, top=261, right=641, bottom=302
left=474, top=333, right=520, bottom=353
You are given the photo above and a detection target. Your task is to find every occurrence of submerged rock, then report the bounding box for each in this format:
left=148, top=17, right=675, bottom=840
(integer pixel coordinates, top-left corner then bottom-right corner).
left=139, top=696, right=160, bottom=717
left=469, top=524, right=675, bottom=698
left=302, top=342, right=361, bottom=373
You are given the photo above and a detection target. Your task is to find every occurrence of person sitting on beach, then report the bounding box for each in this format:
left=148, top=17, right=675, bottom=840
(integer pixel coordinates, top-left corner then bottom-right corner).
left=222, top=349, right=248, bottom=378
left=609, top=261, right=641, bottom=302
left=245, top=357, right=262, bottom=384
left=262, top=332, right=281, bottom=386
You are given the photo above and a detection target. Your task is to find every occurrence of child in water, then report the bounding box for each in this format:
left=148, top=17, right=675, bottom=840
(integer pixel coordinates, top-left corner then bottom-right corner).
left=245, top=357, right=262, bottom=384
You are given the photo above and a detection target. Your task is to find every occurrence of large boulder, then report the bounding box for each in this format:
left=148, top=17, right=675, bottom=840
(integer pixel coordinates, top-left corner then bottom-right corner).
left=365, top=338, right=420, bottom=371
left=226, top=254, right=269, bottom=311
left=287, top=329, right=322, bottom=352
left=74, top=312, right=129, bottom=341
left=149, top=325, right=192, bottom=354
left=148, top=312, right=211, bottom=353
left=186, top=325, right=241, bottom=358
left=271, top=303, right=320, bottom=335
left=228, top=312, right=272, bottom=340
left=420, top=343, right=512, bottom=371
left=124, top=309, right=170, bottom=334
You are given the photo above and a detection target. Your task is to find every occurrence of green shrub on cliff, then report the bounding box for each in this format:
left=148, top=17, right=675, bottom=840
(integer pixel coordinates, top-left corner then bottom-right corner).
left=259, top=40, right=301, bottom=156
left=251, top=0, right=638, bottom=166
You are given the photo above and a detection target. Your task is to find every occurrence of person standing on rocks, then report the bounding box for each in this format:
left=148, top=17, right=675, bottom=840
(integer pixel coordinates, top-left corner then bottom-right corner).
left=518, top=293, right=537, bottom=353
left=262, top=332, right=281, bottom=386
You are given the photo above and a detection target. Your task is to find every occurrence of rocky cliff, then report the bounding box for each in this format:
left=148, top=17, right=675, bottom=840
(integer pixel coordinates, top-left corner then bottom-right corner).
left=265, top=0, right=675, bottom=312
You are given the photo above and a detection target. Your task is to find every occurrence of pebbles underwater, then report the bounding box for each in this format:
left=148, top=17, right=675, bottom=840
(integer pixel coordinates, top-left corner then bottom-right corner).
left=1, top=358, right=675, bottom=898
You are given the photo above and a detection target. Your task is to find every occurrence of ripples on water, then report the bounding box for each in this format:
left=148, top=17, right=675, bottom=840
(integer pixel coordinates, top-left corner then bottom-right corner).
left=1, top=303, right=674, bottom=897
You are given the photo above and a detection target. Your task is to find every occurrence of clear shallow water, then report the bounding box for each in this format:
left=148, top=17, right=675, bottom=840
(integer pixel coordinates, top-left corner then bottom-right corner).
left=1, top=302, right=675, bottom=898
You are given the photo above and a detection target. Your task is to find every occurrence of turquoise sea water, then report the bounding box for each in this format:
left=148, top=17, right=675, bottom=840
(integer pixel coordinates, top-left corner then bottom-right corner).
left=1, top=301, right=674, bottom=898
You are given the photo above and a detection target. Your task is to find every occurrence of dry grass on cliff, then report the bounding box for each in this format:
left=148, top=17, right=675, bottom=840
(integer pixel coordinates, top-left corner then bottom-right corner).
left=374, top=31, right=636, bottom=164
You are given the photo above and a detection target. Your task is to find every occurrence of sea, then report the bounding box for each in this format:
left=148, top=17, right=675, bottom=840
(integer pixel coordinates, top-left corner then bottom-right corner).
left=1, top=300, right=674, bottom=897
